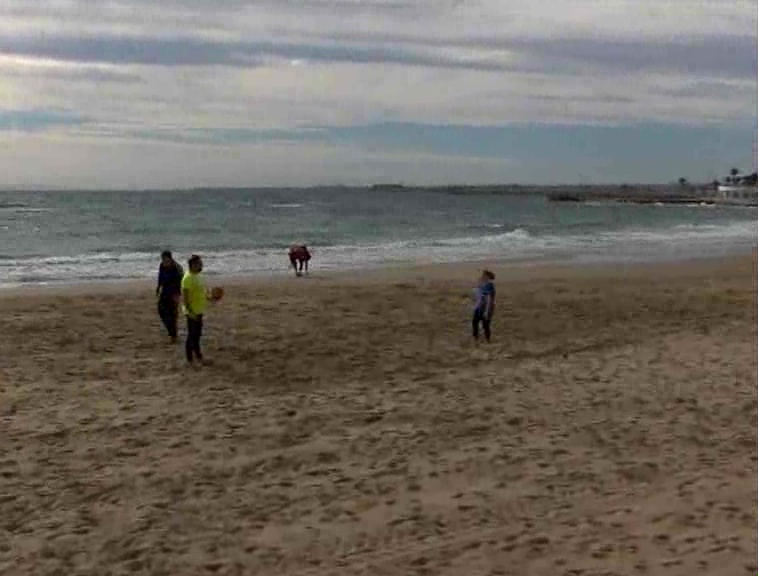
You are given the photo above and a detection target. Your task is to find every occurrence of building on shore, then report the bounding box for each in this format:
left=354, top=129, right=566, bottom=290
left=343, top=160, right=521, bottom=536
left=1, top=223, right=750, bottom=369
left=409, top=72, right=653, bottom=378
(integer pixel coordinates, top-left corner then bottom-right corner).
left=714, top=171, right=757, bottom=204
left=716, top=184, right=758, bottom=203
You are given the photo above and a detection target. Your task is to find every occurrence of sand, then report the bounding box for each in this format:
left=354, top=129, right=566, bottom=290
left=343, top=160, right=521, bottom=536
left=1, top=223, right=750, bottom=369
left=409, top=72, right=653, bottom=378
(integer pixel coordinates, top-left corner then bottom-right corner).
left=1, top=255, right=756, bottom=576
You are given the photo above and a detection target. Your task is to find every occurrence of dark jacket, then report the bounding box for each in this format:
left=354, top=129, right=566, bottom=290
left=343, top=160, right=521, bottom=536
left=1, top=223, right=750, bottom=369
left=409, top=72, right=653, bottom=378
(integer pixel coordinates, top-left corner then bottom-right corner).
left=157, top=261, right=184, bottom=299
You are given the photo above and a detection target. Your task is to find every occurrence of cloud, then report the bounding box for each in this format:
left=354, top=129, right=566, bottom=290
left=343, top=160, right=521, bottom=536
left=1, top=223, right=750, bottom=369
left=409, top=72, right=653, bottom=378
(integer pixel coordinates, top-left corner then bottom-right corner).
left=0, top=33, right=523, bottom=72
left=2, top=0, right=753, bottom=39
left=0, top=31, right=752, bottom=79
left=653, top=80, right=756, bottom=99
left=0, top=0, right=754, bottom=187
left=0, top=55, right=142, bottom=84
left=276, top=31, right=757, bottom=78
left=506, top=35, right=756, bottom=79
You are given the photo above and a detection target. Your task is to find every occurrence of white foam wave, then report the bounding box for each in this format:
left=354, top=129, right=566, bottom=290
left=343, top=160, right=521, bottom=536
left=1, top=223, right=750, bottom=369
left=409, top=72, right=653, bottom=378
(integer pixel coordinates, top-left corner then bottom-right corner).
left=0, top=207, right=51, bottom=214
left=1, top=221, right=755, bottom=287
left=434, top=228, right=531, bottom=247
left=270, top=203, right=304, bottom=209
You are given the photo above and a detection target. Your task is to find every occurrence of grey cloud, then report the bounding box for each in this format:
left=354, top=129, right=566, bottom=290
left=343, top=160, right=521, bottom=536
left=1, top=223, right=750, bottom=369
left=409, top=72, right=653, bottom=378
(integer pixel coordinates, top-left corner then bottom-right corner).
left=286, top=30, right=756, bottom=79
left=2, top=67, right=142, bottom=84
left=1, top=22, right=752, bottom=78
left=653, top=80, right=755, bottom=98
left=0, top=35, right=248, bottom=67
left=0, top=33, right=524, bottom=72
left=2, top=1, right=752, bottom=79
left=506, top=35, right=756, bottom=79
left=0, top=0, right=452, bottom=20
left=530, top=94, right=636, bottom=104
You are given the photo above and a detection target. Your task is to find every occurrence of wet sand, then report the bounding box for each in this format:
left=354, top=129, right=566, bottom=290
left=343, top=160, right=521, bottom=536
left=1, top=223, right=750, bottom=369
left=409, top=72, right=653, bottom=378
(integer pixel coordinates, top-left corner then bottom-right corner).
left=1, top=255, right=756, bottom=575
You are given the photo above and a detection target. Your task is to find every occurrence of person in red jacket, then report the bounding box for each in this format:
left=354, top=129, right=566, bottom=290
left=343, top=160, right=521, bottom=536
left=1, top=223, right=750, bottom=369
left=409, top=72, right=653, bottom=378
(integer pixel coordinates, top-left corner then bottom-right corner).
left=288, top=245, right=311, bottom=277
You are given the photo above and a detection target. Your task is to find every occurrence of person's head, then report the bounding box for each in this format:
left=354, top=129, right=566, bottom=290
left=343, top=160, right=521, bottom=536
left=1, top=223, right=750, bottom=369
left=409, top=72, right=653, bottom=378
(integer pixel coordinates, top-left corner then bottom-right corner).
left=161, top=250, right=173, bottom=266
left=188, top=254, right=203, bottom=273
left=481, top=269, right=495, bottom=282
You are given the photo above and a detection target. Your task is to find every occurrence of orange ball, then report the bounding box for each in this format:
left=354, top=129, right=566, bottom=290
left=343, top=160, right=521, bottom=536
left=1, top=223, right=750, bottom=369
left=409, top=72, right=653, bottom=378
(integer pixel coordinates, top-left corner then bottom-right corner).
left=211, top=286, right=224, bottom=301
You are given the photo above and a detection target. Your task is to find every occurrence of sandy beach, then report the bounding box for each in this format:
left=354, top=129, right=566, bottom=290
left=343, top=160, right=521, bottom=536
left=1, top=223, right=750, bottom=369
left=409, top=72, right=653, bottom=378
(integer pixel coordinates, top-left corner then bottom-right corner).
left=1, top=254, right=756, bottom=576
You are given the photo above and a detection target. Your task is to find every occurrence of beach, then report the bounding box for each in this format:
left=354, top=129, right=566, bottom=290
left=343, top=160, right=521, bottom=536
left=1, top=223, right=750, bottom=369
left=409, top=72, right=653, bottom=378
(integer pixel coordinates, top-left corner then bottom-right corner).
left=1, top=254, right=756, bottom=575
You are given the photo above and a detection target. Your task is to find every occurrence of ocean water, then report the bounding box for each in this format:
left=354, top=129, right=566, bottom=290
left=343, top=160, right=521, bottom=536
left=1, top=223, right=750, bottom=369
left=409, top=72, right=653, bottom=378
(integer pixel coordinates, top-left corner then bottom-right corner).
left=1, top=188, right=756, bottom=287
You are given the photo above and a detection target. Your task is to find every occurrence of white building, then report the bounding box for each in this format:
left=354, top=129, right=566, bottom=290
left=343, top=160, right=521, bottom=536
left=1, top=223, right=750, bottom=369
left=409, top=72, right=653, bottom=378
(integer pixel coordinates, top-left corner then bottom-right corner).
left=716, top=184, right=758, bottom=204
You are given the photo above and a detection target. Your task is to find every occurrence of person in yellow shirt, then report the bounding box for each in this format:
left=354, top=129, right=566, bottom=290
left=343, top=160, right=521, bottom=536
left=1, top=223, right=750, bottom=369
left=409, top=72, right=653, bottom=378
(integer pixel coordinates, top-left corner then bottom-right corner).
left=181, top=254, right=209, bottom=364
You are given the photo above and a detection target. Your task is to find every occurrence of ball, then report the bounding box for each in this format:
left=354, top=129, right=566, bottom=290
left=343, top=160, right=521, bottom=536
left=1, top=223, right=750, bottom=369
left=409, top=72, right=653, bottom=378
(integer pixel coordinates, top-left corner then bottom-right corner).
left=211, top=286, right=224, bottom=301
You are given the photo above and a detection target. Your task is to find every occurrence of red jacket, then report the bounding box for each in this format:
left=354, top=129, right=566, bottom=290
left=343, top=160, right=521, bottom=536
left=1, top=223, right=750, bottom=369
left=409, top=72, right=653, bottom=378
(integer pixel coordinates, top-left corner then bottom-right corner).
left=289, top=246, right=311, bottom=261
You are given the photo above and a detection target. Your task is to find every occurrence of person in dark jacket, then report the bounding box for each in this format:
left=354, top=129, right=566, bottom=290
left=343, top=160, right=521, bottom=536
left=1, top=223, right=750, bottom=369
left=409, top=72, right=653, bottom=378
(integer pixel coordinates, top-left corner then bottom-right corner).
left=156, top=250, right=184, bottom=342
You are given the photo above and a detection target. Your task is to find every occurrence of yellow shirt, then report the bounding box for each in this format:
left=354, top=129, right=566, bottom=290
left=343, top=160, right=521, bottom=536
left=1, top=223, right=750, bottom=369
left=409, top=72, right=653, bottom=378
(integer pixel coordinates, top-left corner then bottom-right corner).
left=181, top=272, right=207, bottom=316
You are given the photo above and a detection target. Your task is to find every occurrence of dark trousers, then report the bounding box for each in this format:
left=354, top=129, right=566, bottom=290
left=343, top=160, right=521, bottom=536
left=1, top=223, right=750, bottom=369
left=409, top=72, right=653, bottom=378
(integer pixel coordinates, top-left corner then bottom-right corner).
left=472, top=308, right=491, bottom=342
left=186, top=315, right=204, bottom=362
left=158, top=296, right=179, bottom=338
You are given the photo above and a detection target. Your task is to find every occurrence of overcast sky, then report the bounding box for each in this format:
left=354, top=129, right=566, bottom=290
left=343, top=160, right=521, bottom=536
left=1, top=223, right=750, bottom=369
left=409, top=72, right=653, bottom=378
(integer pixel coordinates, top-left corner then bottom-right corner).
left=0, top=0, right=755, bottom=189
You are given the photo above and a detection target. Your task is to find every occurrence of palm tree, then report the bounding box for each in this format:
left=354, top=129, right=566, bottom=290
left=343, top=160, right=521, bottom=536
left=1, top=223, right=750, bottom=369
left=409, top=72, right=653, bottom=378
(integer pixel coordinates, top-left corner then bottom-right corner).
left=730, top=167, right=740, bottom=180
left=678, top=177, right=688, bottom=186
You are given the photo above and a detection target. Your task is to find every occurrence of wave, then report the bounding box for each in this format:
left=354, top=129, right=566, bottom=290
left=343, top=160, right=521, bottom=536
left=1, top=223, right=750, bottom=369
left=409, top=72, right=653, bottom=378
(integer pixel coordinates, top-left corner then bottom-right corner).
left=582, top=201, right=613, bottom=207
left=432, top=228, right=531, bottom=247
left=270, top=203, right=305, bottom=209
left=1, top=221, right=755, bottom=287
left=0, top=207, right=51, bottom=214
left=0, top=251, right=157, bottom=270
left=625, top=221, right=757, bottom=240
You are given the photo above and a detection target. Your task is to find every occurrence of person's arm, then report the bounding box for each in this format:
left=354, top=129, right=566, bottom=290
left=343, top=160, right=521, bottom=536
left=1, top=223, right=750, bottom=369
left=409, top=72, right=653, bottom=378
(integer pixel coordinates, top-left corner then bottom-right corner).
left=183, top=287, right=193, bottom=317
left=156, top=268, right=163, bottom=297
left=486, top=286, right=496, bottom=319
left=182, top=275, right=193, bottom=316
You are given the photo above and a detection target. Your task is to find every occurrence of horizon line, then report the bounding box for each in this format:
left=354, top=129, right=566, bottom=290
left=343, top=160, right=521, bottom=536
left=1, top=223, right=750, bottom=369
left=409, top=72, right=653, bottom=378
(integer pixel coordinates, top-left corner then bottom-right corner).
left=0, top=181, right=730, bottom=193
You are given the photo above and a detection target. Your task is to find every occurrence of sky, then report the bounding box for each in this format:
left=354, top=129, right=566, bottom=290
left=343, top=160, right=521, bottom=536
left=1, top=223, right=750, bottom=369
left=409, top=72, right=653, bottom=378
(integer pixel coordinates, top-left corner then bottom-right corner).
left=0, top=0, right=755, bottom=189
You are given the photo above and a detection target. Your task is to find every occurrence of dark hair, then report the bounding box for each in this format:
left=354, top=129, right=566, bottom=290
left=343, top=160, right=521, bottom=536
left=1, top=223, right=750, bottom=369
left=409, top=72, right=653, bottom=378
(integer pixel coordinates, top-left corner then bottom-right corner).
left=188, top=254, right=202, bottom=268
left=483, top=269, right=495, bottom=280
left=161, top=250, right=172, bottom=259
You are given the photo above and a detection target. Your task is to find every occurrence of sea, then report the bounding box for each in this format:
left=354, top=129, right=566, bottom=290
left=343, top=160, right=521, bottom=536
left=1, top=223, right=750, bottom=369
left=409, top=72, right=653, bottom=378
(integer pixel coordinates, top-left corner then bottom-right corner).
left=1, top=187, right=756, bottom=288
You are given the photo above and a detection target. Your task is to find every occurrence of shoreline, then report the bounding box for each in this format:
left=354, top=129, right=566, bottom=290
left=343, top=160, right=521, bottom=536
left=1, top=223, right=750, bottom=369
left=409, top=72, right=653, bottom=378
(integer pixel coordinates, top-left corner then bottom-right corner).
left=0, top=251, right=754, bottom=299
left=3, top=216, right=756, bottom=294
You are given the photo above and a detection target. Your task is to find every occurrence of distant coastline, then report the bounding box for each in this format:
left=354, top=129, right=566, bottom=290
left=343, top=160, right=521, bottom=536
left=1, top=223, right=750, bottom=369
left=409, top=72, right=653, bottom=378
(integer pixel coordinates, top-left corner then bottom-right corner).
left=3, top=181, right=757, bottom=206
left=0, top=182, right=746, bottom=195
